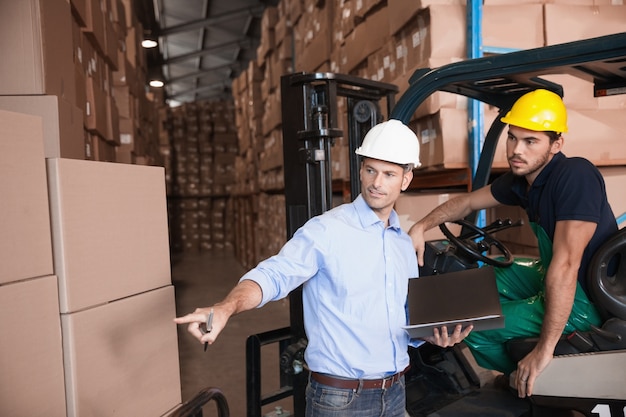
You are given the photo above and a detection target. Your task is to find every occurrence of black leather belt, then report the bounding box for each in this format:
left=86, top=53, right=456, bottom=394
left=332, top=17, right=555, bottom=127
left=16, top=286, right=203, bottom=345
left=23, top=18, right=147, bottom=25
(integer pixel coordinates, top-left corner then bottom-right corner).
left=310, top=366, right=410, bottom=390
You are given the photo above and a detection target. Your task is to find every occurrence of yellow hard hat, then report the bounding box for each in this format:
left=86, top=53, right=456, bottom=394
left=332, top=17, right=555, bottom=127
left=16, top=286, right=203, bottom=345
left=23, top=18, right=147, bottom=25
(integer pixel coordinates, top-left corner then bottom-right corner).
left=501, top=89, right=568, bottom=133
left=355, top=119, right=421, bottom=168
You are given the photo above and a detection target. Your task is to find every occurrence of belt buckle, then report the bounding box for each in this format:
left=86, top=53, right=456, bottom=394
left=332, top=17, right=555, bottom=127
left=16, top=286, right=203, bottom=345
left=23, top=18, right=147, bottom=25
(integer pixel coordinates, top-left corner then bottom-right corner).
left=381, top=375, right=392, bottom=390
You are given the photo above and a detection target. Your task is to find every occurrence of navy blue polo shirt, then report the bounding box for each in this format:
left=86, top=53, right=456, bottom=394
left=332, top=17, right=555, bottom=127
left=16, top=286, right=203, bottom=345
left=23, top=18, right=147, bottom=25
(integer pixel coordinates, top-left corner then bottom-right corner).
left=490, top=152, right=618, bottom=293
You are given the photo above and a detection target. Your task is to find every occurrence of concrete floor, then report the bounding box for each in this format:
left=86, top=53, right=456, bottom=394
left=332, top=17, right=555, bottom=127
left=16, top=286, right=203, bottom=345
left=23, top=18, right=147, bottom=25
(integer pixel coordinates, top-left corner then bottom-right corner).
left=171, top=250, right=293, bottom=417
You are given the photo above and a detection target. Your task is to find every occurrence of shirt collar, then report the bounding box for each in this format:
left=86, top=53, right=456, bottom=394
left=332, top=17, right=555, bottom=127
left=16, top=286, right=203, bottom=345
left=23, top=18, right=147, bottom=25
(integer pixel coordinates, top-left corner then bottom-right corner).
left=353, top=194, right=402, bottom=231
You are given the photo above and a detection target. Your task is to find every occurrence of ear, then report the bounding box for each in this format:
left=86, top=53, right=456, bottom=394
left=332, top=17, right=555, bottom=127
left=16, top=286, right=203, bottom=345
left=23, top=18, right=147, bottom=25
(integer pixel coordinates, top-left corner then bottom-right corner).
left=401, top=170, right=413, bottom=191
left=550, top=135, right=564, bottom=154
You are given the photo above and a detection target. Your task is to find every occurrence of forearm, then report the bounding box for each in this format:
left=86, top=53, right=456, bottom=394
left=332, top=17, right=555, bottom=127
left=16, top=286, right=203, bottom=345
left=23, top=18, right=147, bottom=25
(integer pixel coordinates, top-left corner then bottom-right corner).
left=537, top=262, right=578, bottom=354
left=536, top=220, right=596, bottom=353
left=216, top=279, right=263, bottom=317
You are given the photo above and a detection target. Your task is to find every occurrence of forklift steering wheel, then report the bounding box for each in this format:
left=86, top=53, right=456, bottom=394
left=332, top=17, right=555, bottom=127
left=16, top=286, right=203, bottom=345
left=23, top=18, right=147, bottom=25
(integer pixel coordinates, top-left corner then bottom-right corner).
left=439, top=219, right=514, bottom=268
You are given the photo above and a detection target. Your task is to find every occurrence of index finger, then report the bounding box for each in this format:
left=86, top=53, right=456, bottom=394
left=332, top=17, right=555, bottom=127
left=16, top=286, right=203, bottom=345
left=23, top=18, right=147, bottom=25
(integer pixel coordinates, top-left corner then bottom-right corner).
left=173, top=312, right=206, bottom=325
left=526, top=375, right=535, bottom=397
left=417, top=248, right=424, bottom=267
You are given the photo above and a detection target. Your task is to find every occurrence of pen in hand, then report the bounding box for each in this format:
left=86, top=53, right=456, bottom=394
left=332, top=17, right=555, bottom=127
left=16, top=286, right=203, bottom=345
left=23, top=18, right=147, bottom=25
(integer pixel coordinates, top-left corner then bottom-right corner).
left=200, top=308, right=214, bottom=352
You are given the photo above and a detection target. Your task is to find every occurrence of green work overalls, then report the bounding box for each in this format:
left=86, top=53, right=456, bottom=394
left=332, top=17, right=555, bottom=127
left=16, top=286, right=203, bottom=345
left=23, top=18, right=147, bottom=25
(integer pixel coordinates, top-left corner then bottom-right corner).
left=463, top=222, right=603, bottom=374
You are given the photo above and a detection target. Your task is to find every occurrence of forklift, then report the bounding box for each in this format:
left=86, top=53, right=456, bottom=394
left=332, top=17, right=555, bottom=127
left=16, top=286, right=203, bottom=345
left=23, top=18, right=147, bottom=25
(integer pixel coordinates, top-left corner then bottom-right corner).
left=243, top=32, right=626, bottom=417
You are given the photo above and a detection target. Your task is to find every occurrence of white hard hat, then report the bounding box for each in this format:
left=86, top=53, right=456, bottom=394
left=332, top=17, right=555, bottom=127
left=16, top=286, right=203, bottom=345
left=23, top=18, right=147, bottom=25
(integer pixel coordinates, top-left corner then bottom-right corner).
left=355, top=119, right=421, bottom=168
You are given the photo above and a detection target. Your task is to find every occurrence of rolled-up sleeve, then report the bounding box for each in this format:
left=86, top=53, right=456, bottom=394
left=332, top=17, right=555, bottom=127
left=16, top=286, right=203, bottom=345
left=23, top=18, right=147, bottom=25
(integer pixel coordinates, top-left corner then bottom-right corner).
left=239, top=218, right=325, bottom=307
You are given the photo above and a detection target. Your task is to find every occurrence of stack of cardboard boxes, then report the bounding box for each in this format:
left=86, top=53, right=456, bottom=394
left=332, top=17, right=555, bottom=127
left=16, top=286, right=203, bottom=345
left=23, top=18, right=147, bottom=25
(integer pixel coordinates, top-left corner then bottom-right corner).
left=164, top=100, right=239, bottom=253
left=221, top=0, right=626, bottom=263
left=0, top=0, right=182, bottom=415
left=0, top=0, right=165, bottom=164
left=0, top=109, right=181, bottom=416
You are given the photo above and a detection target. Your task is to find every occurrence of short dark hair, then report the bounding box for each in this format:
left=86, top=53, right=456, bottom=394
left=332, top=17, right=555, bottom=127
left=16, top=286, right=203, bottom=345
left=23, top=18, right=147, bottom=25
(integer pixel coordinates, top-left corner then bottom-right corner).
left=546, top=131, right=561, bottom=143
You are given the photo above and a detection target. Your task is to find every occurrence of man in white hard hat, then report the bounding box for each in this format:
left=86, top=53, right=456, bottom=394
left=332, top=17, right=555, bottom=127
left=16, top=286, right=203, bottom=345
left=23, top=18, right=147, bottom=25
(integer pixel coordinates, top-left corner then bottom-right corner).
left=175, top=119, right=471, bottom=417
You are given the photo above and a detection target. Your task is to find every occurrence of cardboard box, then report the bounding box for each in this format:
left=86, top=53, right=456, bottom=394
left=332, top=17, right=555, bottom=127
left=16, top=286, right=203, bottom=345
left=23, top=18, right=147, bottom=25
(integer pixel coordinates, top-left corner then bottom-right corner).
left=562, top=109, right=626, bottom=166
left=483, top=5, right=544, bottom=50
left=61, top=285, right=181, bottom=417
left=47, top=158, right=172, bottom=312
left=91, top=132, right=118, bottom=162
left=82, top=0, right=107, bottom=55
left=331, top=144, right=350, bottom=181
left=402, top=6, right=467, bottom=70
left=395, top=191, right=464, bottom=241
left=0, top=110, right=54, bottom=284
left=85, top=74, right=110, bottom=138
left=71, top=0, right=88, bottom=27
left=0, top=96, right=85, bottom=160
left=0, top=0, right=76, bottom=102
left=387, top=0, right=421, bottom=36
left=0, top=276, right=67, bottom=417
left=545, top=5, right=626, bottom=46
left=337, top=4, right=389, bottom=72
left=294, top=5, right=333, bottom=71
left=410, top=108, right=470, bottom=169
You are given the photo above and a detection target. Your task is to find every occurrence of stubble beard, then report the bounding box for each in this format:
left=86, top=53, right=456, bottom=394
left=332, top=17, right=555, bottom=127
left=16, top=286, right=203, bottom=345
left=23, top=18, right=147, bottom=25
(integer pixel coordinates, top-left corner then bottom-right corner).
left=509, top=149, right=552, bottom=178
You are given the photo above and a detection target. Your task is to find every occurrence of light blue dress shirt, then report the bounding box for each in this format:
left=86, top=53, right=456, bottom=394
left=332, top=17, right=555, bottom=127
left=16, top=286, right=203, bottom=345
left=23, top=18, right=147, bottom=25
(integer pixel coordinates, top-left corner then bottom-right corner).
left=240, top=194, right=419, bottom=379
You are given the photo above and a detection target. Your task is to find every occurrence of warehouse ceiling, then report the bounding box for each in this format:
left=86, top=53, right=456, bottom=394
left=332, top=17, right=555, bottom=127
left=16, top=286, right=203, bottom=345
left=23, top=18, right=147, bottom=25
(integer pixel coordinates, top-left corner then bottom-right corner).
left=137, top=0, right=279, bottom=106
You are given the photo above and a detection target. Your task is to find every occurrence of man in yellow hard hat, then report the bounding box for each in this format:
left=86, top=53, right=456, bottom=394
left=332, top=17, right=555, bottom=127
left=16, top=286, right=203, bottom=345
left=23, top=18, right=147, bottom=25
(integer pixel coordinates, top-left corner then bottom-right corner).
left=175, top=119, right=470, bottom=417
left=408, top=89, right=618, bottom=398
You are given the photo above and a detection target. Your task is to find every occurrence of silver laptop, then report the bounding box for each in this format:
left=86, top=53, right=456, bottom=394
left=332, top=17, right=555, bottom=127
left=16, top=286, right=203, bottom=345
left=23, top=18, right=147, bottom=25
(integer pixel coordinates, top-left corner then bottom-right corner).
left=404, top=266, right=504, bottom=339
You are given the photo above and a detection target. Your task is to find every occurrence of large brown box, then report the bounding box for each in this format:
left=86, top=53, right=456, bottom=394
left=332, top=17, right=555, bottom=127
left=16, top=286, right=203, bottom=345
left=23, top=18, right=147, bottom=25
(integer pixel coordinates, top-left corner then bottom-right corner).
left=394, top=191, right=464, bottom=241
left=0, top=96, right=85, bottom=160
left=82, top=0, right=107, bottom=55
left=294, top=4, right=333, bottom=71
left=0, top=276, right=67, bottom=417
left=339, top=5, right=390, bottom=73
left=545, top=4, right=626, bottom=46
left=488, top=106, right=626, bottom=169
left=402, top=5, right=467, bottom=70
left=410, top=108, right=470, bottom=169
left=61, top=285, right=181, bottom=417
left=0, top=110, right=54, bottom=284
left=387, top=0, right=420, bottom=36
left=482, top=5, right=544, bottom=51
left=0, top=0, right=76, bottom=103
left=47, top=158, right=172, bottom=313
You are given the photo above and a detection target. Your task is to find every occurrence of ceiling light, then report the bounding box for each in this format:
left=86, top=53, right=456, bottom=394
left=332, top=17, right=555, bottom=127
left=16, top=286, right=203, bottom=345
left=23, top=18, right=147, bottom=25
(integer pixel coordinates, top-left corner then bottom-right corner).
left=149, top=79, right=164, bottom=88
left=142, top=39, right=158, bottom=48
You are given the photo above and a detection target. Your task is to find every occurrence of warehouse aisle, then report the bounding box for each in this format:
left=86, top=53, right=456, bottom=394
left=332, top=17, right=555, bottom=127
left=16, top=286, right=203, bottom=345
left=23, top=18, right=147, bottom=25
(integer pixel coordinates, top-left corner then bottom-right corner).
left=171, top=250, right=292, bottom=417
